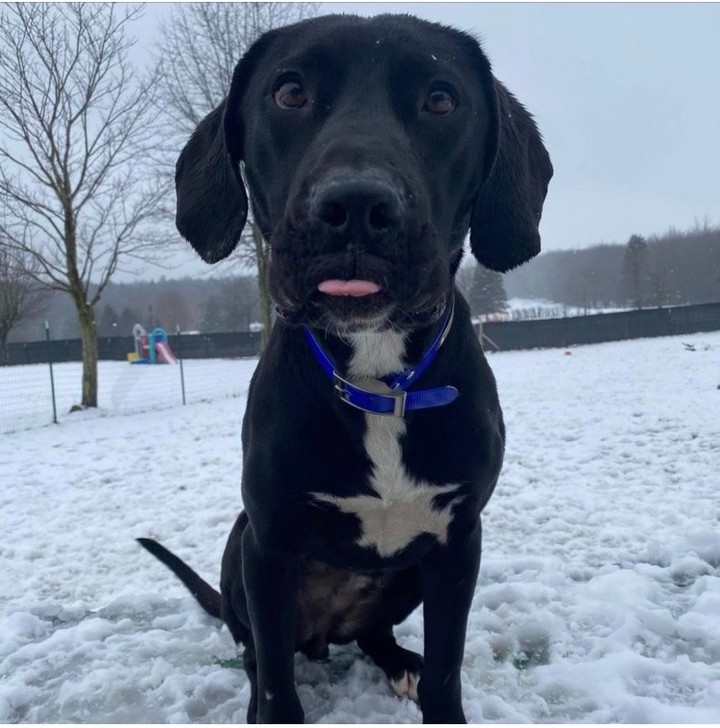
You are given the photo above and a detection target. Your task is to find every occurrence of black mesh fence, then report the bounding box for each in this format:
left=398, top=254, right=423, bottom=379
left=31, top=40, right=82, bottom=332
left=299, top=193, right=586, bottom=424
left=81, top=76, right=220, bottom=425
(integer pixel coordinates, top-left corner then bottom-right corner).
left=480, top=301, right=720, bottom=351
left=2, top=302, right=719, bottom=434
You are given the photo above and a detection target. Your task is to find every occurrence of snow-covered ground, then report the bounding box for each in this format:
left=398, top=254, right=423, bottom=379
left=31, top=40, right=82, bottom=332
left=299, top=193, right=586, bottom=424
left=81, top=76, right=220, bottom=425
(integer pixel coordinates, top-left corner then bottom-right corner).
left=1, top=332, right=719, bottom=723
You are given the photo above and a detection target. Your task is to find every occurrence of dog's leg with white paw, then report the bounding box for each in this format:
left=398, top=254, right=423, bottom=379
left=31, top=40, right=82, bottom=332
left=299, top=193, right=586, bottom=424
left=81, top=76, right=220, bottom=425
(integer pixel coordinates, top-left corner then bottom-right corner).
left=243, top=647, right=259, bottom=724
left=357, top=628, right=424, bottom=702
left=241, top=527, right=304, bottom=723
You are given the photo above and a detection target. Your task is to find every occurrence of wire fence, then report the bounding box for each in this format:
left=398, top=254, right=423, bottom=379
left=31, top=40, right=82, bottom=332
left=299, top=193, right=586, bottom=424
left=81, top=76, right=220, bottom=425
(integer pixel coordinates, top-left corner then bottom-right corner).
left=0, top=355, right=259, bottom=435
left=4, top=300, right=720, bottom=434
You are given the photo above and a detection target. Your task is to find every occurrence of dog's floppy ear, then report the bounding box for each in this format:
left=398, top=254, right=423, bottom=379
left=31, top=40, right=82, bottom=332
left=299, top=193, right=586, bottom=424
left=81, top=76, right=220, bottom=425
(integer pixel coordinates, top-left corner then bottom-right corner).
left=470, top=80, right=553, bottom=273
left=175, top=100, right=248, bottom=263
left=175, top=30, right=280, bottom=263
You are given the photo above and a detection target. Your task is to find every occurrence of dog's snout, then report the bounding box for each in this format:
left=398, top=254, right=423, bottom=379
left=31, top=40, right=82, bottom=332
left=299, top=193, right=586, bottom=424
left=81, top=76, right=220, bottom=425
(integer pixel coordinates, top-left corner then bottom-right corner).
left=311, top=171, right=404, bottom=241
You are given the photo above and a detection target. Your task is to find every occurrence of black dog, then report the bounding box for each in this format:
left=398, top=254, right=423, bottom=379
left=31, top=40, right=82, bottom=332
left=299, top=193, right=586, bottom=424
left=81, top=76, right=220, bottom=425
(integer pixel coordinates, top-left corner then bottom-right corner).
left=139, top=13, right=551, bottom=724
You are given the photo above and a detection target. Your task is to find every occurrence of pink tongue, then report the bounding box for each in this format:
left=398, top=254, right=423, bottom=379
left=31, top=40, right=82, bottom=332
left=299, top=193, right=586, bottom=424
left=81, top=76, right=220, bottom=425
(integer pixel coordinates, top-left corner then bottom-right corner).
left=318, top=279, right=381, bottom=297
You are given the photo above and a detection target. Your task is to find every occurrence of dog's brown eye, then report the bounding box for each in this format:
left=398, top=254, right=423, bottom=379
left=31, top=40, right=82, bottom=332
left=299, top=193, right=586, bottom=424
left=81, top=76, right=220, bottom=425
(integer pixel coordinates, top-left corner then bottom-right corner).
left=274, top=81, right=308, bottom=109
left=424, top=88, right=456, bottom=115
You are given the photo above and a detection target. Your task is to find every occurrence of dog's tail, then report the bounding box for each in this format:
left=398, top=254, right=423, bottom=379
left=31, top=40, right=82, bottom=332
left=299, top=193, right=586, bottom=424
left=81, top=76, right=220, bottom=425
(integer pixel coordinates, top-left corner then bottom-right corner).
left=137, top=537, right=222, bottom=620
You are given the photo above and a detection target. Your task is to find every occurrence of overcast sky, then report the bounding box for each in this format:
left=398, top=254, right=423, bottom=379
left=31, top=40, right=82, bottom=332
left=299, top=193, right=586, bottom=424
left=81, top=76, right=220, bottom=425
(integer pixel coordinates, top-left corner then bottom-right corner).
left=135, top=2, right=720, bottom=281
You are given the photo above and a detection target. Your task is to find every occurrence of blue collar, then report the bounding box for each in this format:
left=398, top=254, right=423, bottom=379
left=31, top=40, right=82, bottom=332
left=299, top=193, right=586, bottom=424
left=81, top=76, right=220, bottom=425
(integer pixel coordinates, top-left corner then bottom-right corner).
left=302, top=299, right=459, bottom=417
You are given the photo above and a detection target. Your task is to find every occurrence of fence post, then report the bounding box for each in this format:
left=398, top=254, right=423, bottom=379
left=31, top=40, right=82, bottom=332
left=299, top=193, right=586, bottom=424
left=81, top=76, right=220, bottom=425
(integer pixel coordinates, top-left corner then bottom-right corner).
left=45, top=321, right=58, bottom=424
left=176, top=325, right=186, bottom=406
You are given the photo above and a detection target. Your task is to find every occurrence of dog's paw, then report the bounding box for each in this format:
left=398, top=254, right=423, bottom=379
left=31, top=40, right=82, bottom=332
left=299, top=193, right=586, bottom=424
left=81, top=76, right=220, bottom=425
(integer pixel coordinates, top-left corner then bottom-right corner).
left=390, top=669, right=421, bottom=702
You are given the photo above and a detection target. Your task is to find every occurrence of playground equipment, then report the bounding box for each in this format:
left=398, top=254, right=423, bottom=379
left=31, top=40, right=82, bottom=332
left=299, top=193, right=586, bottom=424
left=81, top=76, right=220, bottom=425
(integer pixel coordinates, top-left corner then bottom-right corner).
left=128, top=324, right=178, bottom=365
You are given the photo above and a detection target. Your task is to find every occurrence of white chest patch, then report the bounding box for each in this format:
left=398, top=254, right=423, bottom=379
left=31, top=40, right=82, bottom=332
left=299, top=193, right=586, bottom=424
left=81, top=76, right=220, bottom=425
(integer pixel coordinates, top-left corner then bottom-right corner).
left=310, top=329, right=462, bottom=558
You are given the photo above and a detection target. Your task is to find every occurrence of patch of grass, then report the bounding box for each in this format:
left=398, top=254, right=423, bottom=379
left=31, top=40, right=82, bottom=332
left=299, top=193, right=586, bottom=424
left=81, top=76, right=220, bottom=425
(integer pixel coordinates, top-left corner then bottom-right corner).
left=215, top=657, right=245, bottom=669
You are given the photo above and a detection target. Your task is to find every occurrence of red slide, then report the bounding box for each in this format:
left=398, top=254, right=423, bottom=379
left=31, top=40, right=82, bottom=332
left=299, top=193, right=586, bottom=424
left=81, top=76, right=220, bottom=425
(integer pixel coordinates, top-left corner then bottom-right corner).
left=155, top=341, right=178, bottom=364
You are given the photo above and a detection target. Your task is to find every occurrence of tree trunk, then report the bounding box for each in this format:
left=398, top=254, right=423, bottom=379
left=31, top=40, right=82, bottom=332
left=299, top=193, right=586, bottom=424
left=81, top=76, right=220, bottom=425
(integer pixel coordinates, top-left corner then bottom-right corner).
left=252, top=222, right=273, bottom=352
left=0, top=330, right=8, bottom=365
left=77, top=303, right=98, bottom=408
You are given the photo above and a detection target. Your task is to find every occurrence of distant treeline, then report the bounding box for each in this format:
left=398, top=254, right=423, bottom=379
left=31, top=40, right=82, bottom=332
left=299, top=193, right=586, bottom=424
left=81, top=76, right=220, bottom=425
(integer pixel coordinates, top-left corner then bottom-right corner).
left=11, top=275, right=262, bottom=343
left=10, top=223, right=720, bottom=343
left=504, top=223, right=720, bottom=308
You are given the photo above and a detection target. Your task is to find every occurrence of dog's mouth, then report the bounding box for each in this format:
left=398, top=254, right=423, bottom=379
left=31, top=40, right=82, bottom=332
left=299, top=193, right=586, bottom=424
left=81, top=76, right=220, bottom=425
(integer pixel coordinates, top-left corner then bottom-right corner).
left=276, top=278, right=448, bottom=334
left=292, top=280, right=392, bottom=332
left=270, top=246, right=394, bottom=330
left=310, top=278, right=390, bottom=332
left=269, top=219, right=450, bottom=332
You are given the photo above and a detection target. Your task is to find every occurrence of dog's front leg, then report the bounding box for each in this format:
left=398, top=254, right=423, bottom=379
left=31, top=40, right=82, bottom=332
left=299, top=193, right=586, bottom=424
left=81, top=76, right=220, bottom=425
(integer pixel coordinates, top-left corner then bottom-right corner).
left=241, top=526, right=303, bottom=723
left=417, top=519, right=482, bottom=724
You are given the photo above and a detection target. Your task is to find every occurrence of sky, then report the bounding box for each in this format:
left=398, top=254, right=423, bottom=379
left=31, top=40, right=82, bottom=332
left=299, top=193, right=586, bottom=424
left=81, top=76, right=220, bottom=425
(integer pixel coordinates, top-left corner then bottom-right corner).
left=132, top=2, right=720, bottom=281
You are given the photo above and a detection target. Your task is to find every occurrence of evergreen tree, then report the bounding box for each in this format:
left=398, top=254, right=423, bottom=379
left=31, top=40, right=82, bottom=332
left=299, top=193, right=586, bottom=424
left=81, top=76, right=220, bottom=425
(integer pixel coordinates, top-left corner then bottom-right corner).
left=620, top=234, right=650, bottom=308
left=467, top=264, right=508, bottom=317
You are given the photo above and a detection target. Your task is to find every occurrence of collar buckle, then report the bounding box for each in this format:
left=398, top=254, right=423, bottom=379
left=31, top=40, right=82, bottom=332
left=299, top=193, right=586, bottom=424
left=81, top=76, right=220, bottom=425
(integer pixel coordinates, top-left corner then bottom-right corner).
left=333, top=373, right=408, bottom=417
left=390, top=389, right=407, bottom=417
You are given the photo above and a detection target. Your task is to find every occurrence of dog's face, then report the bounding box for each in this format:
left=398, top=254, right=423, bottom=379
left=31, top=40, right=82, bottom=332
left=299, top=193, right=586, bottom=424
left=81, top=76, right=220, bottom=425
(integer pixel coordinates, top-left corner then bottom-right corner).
left=176, top=14, right=553, bottom=332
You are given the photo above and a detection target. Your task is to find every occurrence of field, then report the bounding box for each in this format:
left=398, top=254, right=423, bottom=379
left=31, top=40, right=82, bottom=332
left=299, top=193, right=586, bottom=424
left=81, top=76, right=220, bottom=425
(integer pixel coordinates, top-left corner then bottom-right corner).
left=1, top=332, right=719, bottom=722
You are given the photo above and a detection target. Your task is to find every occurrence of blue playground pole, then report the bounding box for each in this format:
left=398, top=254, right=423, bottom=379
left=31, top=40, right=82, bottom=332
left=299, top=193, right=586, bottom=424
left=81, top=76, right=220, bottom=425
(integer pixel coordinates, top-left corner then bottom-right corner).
left=149, top=328, right=168, bottom=364
left=149, top=330, right=157, bottom=364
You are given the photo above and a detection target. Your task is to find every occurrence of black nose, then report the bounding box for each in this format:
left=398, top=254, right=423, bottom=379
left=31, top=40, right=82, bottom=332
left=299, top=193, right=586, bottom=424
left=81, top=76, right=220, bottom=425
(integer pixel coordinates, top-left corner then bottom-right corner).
left=310, top=170, right=404, bottom=241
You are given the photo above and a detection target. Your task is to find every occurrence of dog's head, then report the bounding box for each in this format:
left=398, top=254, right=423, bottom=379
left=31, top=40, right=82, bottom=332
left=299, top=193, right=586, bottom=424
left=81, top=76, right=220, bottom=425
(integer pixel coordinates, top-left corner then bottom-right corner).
left=176, top=14, right=552, bottom=332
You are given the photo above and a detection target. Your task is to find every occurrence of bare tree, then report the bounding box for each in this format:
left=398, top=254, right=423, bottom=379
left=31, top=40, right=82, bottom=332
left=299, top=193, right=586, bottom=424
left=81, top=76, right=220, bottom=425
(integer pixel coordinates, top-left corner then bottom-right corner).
left=156, top=3, right=320, bottom=349
left=0, top=246, right=50, bottom=363
left=217, top=276, right=260, bottom=331
left=154, top=288, right=191, bottom=332
left=0, top=3, right=165, bottom=406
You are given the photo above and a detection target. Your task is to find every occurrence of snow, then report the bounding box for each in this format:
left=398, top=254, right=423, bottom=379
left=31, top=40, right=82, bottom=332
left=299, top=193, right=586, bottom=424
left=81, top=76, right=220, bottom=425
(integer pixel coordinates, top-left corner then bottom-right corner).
left=1, top=332, right=719, bottom=722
